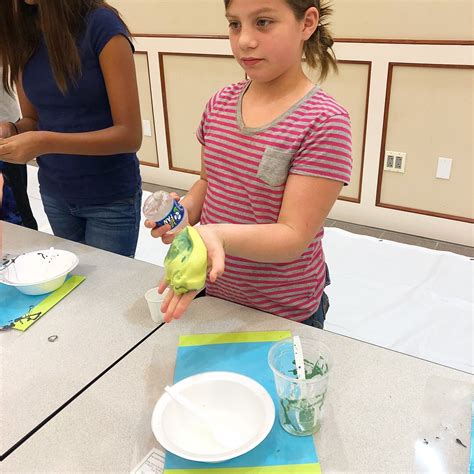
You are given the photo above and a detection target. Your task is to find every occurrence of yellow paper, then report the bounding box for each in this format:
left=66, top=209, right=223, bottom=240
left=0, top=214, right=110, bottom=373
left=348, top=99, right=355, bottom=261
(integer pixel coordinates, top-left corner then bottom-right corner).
left=179, top=331, right=292, bottom=347
left=164, top=463, right=321, bottom=473
left=12, top=276, right=85, bottom=331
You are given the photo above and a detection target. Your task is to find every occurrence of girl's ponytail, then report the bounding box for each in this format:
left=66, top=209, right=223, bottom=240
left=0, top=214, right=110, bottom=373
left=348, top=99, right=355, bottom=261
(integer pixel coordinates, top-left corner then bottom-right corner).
left=288, top=1, right=338, bottom=81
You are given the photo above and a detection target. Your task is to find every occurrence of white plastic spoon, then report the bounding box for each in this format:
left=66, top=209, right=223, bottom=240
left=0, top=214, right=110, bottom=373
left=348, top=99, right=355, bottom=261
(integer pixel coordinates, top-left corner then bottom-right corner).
left=164, top=385, right=243, bottom=450
left=293, top=336, right=306, bottom=380
left=292, top=336, right=308, bottom=432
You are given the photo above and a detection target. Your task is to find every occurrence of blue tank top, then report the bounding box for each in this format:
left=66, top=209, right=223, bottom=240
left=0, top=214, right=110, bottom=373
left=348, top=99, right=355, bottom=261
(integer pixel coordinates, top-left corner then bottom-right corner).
left=22, top=7, right=141, bottom=205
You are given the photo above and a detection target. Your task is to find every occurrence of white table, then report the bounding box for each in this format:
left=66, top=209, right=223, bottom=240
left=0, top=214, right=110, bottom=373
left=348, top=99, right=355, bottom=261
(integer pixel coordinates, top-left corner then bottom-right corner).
left=0, top=223, right=164, bottom=458
left=1, top=296, right=471, bottom=472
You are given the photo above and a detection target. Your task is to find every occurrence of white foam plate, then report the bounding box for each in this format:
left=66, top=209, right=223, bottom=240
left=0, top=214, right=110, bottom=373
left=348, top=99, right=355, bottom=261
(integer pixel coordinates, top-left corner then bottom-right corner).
left=151, top=371, right=275, bottom=463
left=1, top=249, right=78, bottom=295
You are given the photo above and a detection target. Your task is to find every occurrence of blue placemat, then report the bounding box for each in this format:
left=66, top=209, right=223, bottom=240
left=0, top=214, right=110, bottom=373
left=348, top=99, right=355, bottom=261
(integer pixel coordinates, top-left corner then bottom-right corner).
left=163, top=331, right=321, bottom=474
left=0, top=276, right=85, bottom=330
left=0, top=284, right=44, bottom=327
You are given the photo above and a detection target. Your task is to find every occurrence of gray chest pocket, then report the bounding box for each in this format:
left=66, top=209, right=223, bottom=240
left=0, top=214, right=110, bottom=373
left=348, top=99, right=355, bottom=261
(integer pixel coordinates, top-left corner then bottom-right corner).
left=257, top=146, right=293, bottom=187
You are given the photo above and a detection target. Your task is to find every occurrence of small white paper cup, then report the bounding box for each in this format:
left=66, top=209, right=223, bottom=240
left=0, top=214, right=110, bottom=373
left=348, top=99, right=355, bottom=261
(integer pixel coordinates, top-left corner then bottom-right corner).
left=145, top=287, right=168, bottom=323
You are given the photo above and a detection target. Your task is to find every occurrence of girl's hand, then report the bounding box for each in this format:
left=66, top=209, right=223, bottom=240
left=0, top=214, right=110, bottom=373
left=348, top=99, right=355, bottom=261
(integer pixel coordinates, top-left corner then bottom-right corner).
left=195, top=224, right=226, bottom=283
left=158, top=280, right=199, bottom=323
left=144, top=192, right=182, bottom=245
left=0, top=131, right=44, bottom=164
left=0, top=122, right=16, bottom=139
left=158, top=224, right=226, bottom=322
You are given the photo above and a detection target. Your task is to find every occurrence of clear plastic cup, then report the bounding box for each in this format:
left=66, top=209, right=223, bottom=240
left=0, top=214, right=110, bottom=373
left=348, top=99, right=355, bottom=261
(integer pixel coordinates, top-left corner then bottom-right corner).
left=145, top=287, right=168, bottom=323
left=268, top=337, right=332, bottom=436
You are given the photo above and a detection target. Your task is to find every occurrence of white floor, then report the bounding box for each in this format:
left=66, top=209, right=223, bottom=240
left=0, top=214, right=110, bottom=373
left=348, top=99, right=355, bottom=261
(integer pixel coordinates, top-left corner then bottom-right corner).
left=26, top=166, right=473, bottom=373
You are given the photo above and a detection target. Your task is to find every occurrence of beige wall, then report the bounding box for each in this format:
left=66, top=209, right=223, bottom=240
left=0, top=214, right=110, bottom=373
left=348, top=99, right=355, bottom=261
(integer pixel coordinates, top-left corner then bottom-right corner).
left=135, top=53, right=159, bottom=166
left=161, top=54, right=244, bottom=173
left=380, top=65, right=474, bottom=220
left=305, top=62, right=371, bottom=201
left=111, top=0, right=474, bottom=40
left=116, top=1, right=473, bottom=244
left=332, top=0, right=474, bottom=41
left=111, top=0, right=226, bottom=36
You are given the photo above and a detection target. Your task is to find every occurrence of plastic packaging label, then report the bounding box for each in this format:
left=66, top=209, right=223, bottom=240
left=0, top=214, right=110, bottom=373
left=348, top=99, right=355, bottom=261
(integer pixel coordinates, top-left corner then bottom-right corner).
left=155, top=200, right=185, bottom=230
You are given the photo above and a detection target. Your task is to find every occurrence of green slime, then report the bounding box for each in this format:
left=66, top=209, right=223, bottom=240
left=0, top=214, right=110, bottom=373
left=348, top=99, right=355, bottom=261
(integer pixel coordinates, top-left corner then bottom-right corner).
left=280, top=356, right=329, bottom=435
left=164, top=226, right=207, bottom=295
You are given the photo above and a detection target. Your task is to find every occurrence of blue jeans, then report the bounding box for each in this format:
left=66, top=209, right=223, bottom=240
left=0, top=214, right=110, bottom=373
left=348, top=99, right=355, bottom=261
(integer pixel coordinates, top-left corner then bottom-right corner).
left=41, top=190, right=141, bottom=257
left=301, top=265, right=331, bottom=329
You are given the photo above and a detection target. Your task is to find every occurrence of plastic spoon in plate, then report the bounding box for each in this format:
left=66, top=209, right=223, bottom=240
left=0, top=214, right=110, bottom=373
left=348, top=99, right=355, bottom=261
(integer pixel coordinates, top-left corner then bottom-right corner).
left=164, top=385, right=244, bottom=450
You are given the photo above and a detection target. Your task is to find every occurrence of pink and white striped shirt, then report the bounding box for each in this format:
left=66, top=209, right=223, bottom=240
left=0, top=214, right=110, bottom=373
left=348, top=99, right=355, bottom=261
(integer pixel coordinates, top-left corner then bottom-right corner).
left=197, top=80, right=352, bottom=321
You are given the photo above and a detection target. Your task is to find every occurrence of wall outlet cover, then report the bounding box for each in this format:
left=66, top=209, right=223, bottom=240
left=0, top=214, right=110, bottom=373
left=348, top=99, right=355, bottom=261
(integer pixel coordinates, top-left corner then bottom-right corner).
left=142, top=120, right=152, bottom=137
left=436, top=157, right=452, bottom=180
left=384, top=151, right=406, bottom=173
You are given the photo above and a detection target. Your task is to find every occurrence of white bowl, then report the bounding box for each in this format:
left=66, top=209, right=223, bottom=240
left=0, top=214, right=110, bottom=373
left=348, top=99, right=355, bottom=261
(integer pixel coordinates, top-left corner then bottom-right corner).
left=152, top=372, right=275, bottom=463
left=0, top=249, right=79, bottom=295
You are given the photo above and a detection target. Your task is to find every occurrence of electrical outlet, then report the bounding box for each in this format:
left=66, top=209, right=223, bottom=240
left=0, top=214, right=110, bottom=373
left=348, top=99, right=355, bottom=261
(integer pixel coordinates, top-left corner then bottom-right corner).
left=384, top=151, right=406, bottom=173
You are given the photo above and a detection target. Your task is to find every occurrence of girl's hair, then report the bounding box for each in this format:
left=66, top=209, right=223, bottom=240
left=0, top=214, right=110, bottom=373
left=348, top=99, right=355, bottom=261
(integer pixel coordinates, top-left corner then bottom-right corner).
left=0, top=0, right=131, bottom=95
left=224, top=0, right=337, bottom=81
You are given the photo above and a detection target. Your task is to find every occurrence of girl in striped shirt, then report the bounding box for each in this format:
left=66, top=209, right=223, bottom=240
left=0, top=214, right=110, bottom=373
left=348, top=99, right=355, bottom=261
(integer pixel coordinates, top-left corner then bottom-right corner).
left=146, top=0, right=352, bottom=326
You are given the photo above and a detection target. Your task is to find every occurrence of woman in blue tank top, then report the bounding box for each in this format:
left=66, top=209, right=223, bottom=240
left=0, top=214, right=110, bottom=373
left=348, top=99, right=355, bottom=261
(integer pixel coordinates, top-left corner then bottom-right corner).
left=0, top=0, right=142, bottom=257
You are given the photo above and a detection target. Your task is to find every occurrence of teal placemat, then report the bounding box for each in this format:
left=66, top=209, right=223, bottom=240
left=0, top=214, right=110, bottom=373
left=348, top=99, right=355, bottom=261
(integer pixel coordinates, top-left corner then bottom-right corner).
left=163, top=331, right=321, bottom=474
left=0, top=284, right=44, bottom=327
left=0, top=276, right=85, bottom=330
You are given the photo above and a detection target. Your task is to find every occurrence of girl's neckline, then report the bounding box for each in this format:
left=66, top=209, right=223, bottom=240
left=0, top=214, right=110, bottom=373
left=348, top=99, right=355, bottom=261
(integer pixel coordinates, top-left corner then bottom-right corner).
left=237, top=80, right=320, bottom=136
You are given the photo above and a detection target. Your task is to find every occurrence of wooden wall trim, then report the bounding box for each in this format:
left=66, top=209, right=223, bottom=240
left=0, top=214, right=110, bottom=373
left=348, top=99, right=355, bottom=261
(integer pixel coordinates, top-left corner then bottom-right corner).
left=376, top=61, right=474, bottom=223
left=336, top=60, right=372, bottom=204
left=158, top=53, right=173, bottom=172
left=135, top=51, right=160, bottom=168
left=157, top=54, right=373, bottom=188
left=338, top=196, right=360, bottom=204
left=376, top=203, right=474, bottom=224
left=139, top=161, right=160, bottom=168
left=386, top=62, right=474, bottom=70
left=134, top=33, right=474, bottom=46
left=158, top=52, right=235, bottom=175
left=334, top=38, right=474, bottom=46
left=170, top=166, right=201, bottom=176
left=135, top=33, right=229, bottom=40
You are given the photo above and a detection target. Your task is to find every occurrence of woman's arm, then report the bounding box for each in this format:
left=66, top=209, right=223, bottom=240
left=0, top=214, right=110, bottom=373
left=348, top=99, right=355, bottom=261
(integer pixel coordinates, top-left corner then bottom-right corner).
left=15, top=78, right=39, bottom=134
left=0, top=35, right=142, bottom=163
left=43, top=34, right=142, bottom=154
left=0, top=79, right=38, bottom=139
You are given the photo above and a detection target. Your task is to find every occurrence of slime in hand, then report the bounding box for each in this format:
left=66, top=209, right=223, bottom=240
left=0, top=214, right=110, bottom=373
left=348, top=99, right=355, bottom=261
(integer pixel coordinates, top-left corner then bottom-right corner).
left=164, top=226, right=207, bottom=295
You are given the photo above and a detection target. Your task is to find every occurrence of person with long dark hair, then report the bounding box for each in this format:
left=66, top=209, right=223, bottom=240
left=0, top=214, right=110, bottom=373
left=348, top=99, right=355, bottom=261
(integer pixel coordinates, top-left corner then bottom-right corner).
left=0, top=0, right=142, bottom=257
left=0, top=66, right=38, bottom=229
